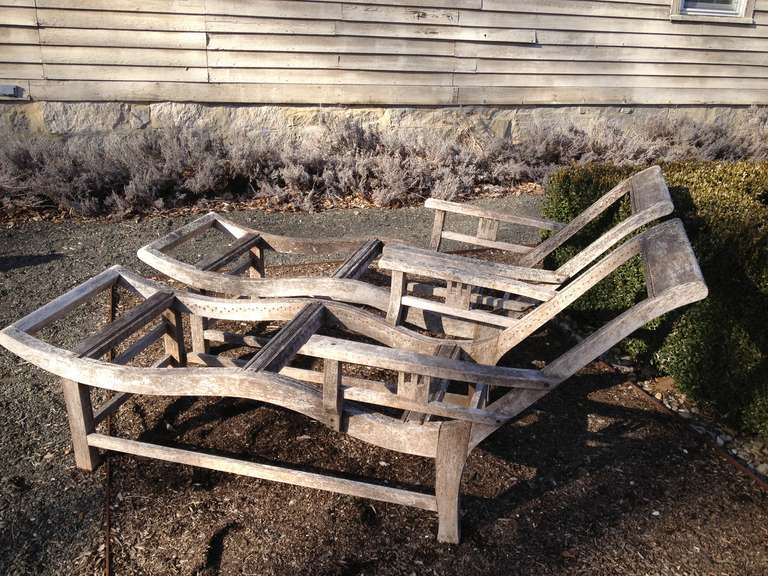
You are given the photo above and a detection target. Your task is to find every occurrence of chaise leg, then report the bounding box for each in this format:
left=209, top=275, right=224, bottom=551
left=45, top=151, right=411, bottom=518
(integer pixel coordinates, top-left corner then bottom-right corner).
left=61, top=379, right=101, bottom=471
left=435, top=420, right=471, bottom=544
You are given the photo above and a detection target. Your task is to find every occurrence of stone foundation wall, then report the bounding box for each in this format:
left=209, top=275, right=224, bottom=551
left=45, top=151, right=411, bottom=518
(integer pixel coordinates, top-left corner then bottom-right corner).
left=0, top=101, right=761, bottom=139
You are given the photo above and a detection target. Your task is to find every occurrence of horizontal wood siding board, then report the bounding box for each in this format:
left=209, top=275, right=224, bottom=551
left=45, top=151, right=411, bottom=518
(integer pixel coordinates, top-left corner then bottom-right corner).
left=0, top=7, right=36, bottom=26
left=0, top=45, right=42, bottom=64
left=0, top=26, right=39, bottom=44
left=206, top=0, right=343, bottom=19
left=40, top=47, right=207, bottom=67
left=0, top=63, right=42, bottom=79
left=462, top=44, right=768, bottom=67
left=476, top=60, right=768, bottom=78
left=210, top=68, right=454, bottom=85
left=34, top=1, right=205, bottom=12
left=43, top=64, right=208, bottom=82
left=28, top=80, right=459, bottom=104
left=39, top=29, right=206, bottom=49
left=457, top=86, right=768, bottom=105
left=207, top=53, right=472, bottom=73
left=37, top=9, right=206, bottom=32
left=207, top=34, right=455, bottom=56
left=453, top=74, right=768, bottom=89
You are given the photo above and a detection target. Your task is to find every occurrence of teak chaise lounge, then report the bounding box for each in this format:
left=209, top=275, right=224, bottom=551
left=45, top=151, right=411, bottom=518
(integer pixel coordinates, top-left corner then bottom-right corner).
left=136, top=166, right=673, bottom=342
left=0, top=219, right=707, bottom=543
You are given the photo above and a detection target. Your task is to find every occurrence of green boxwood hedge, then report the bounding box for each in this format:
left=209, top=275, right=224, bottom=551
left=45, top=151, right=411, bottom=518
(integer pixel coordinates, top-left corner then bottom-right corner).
left=543, top=161, right=768, bottom=439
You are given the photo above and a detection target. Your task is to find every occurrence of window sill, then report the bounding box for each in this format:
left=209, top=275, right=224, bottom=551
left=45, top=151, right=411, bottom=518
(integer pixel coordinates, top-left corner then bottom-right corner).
left=670, top=13, right=754, bottom=24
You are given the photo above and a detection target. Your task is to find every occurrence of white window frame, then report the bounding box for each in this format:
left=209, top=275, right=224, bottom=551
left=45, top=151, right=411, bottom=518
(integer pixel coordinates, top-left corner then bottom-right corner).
left=670, top=0, right=756, bottom=23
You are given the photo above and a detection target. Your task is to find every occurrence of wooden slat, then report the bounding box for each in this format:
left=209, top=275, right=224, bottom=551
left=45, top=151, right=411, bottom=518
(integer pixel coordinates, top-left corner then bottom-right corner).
left=196, top=232, right=261, bottom=272
left=0, top=64, right=42, bottom=79
left=333, top=239, right=383, bottom=279
left=0, top=7, right=36, bottom=26
left=210, top=69, right=454, bottom=85
left=425, top=198, right=564, bottom=232
left=401, top=295, right=517, bottom=328
left=74, top=292, right=175, bottom=360
left=242, top=302, right=325, bottom=373
left=0, top=26, right=39, bottom=45
left=35, top=0, right=206, bottom=12
left=87, top=433, right=438, bottom=511
left=440, top=231, right=531, bottom=254
left=36, top=9, right=206, bottom=32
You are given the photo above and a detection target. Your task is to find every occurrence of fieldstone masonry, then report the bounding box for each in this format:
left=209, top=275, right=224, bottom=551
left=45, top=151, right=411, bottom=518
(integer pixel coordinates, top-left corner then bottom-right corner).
left=0, top=101, right=761, bottom=140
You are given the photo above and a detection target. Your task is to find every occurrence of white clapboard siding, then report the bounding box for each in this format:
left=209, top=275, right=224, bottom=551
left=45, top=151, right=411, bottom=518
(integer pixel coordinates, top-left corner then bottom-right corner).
left=334, top=22, right=536, bottom=43
left=310, top=0, right=481, bottom=8
left=341, top=4, right=458, bottom=25
left=206, top=0, right=343, bottom=19
left=1, top=1, right=36, bottom=7
left=43, top=64, right=208, bottom=82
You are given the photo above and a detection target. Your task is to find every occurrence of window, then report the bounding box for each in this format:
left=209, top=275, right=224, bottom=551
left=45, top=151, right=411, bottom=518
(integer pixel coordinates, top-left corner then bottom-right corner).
left=670, top=0, right=756, bottom=22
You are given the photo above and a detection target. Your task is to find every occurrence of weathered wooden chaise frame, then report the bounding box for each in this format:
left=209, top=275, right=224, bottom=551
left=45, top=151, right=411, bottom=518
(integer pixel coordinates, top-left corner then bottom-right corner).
left=137, top=165, right=673, bottom=341
left=0, top=219, right=707, bottom=543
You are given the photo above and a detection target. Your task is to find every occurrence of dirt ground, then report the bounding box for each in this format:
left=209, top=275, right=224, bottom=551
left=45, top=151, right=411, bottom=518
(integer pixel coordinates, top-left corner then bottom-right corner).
left=1, top=200, right=767, bottom=576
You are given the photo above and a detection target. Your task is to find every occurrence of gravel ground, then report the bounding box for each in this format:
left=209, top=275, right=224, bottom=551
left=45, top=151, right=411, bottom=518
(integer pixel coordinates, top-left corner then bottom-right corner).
left=1, top=198, right=767, bottom=576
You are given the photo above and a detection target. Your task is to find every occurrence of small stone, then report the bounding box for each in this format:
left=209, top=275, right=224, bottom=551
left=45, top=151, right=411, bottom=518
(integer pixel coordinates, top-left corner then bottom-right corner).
left=678, top=409, right=692, bottom=419
left=654, top=392, right=663, bottom=400
left=651, top=510, right=660, bottom=517
left=379, top=461, right=390, bottom=467
left=757, top=463, right=768, bottom=476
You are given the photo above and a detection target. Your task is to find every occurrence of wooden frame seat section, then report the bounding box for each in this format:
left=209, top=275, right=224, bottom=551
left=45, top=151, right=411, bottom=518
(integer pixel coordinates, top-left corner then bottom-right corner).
left=137, top=211, right=484, bottom=339
left=426, top=165, right=674, bottom=279
left=0, top=220, right=706, bottom=543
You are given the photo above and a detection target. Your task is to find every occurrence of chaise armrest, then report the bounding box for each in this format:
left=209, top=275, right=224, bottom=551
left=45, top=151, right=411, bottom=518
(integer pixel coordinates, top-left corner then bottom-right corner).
left=425, top=198, right=565, bottom=232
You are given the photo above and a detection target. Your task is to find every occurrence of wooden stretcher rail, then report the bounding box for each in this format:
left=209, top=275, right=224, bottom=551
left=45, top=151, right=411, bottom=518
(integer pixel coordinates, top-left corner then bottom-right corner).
left=439, top=230, right=531, bottom=254
left=87, top=433, right=438, bottom=512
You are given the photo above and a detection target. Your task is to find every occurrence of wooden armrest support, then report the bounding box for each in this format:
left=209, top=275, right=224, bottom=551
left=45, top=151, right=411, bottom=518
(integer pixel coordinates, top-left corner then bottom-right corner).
left=243, top=302, right=325, bottom=373
left=379, top=244, right=558, bottom=301
left=425, top=198, right=565, bottom=232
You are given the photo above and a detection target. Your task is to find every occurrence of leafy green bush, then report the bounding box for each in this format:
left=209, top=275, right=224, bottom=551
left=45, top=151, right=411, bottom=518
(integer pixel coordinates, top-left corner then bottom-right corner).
left=543, top=161, right=768, bottom=438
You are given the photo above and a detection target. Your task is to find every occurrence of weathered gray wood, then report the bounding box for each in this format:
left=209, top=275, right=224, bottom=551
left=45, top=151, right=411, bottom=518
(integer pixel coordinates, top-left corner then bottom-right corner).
left=425, top=198, right=564, bottom=232
left=87, top=433, right=438, bottom=511
left=380, top=243, right=563, bottom=295
left=435, top=421, right=471, bottom=544
left=429, top=209, right=446, bottom=251
left=111, top=322, right=168, bottom=365
left=323, top=359, right=342, bottom=431
left=243, top=302, right=325, bottom=372
left=333, top=239, right=383, bottom=279
left=197, top=232, right=262, bottom=272
left=61, top=379, right=101, bottom=471
left=161, top=308, right=187, bottom=367
left=445, top=280, right=472, bottom=310
left=248, top=245, right=265, bottom=279
left=476, top=217, right=499, bottom=241
left=440, top=231, right=531, bottom=254
left=400, top=295, right=517, bottom=328
left=386, top=270, right=407, bottom=326
left=74, top=291, right=175, bottom=360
